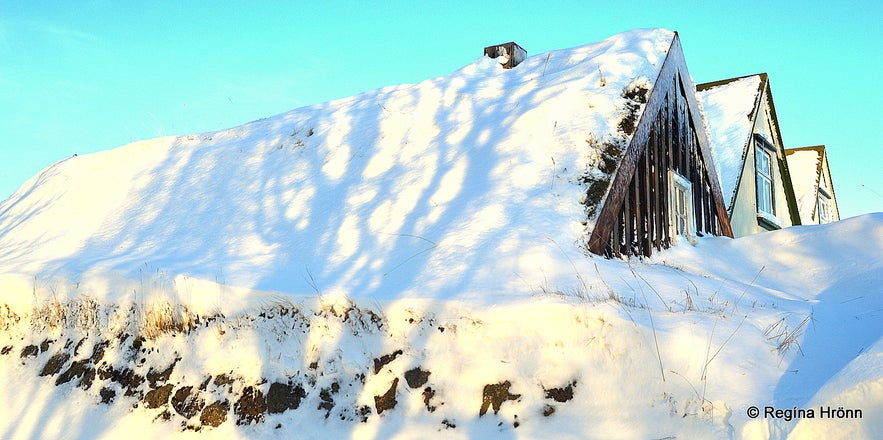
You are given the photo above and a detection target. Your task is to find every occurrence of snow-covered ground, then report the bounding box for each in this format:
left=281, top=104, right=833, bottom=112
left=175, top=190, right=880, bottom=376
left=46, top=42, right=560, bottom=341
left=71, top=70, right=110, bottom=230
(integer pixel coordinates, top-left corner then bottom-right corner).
left=0, top=28, right=880, bottom=439
left=1, top=215, right=879, bottom=439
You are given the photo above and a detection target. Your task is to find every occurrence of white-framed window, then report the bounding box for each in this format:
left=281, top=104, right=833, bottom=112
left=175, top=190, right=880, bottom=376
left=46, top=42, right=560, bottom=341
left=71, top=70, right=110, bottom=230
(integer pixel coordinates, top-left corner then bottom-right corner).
left=669, top=170, right=696, bottom=244
left=817, top=178, right=831, bottom=224
left=817, top=196, right=830, bottom=224
left=755, top=142, right=774, bottom=215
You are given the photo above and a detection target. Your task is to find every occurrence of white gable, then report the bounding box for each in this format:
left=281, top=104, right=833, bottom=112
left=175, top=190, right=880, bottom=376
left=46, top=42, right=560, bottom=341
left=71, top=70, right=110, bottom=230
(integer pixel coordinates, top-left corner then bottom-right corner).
left=696, top=75, right=762, bottom=210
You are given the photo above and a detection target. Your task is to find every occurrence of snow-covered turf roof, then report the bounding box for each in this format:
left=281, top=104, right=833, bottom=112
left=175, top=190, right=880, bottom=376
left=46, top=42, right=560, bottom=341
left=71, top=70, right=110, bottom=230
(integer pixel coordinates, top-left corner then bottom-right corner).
left=0, top=29, right=676, bottom=300
left=696, top=74, right=763, bottom=210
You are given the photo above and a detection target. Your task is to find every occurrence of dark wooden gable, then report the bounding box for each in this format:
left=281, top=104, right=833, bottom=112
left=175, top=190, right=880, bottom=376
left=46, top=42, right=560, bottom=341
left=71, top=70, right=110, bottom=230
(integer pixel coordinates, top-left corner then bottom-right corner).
left=587, top=33, right=733, bottom=258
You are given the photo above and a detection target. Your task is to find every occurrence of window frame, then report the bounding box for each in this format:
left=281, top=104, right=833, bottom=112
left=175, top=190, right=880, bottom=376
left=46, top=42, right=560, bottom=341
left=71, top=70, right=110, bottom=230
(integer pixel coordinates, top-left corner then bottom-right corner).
left=817, top=190, right=831, bottom=224
left=668, top=170, right=696, bottom=244
left=754, top=138, right=775, bottom=216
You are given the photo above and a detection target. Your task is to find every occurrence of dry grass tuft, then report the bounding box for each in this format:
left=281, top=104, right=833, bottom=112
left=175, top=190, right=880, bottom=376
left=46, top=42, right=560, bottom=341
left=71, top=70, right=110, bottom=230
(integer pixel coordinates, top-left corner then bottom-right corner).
left=31, top=297, right=67, bottom=331
left=0, top=305, right=22, bottom=332
left=139, top=300, right=199, bottom=340
left=764, top=314, right=810, bottom=359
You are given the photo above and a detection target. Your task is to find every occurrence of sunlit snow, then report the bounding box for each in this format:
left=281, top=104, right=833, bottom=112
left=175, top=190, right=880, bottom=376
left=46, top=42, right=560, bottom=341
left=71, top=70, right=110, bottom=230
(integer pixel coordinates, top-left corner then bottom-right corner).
left=0, top=28, right=880, bottom=439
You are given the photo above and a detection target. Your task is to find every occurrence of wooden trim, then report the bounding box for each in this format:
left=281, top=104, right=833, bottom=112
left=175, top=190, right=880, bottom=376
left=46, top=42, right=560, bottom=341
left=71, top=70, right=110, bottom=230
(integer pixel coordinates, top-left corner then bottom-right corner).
left=641, top=140, right=652, bottom=256
left=649, top=124, right=661, bottom=249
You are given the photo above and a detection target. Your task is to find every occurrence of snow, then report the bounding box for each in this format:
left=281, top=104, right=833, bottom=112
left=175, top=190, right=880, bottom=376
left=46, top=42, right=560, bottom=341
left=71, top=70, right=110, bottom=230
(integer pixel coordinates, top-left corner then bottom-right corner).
left=0, top=28, right=881, bottom=439
left=1, top=214, right=880, bottom=439
left=785, top=147, right=823, bottom=223
left=697, top=75, right=763, bottom=210
left=0, top=28, right=675, bottom=302
left=757, top=210, right=782, bottom=229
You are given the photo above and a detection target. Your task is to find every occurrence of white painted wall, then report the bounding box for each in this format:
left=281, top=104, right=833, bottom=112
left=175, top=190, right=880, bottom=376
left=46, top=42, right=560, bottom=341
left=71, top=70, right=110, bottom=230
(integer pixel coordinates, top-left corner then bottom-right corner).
left=728, top=90, right=796, bottom=237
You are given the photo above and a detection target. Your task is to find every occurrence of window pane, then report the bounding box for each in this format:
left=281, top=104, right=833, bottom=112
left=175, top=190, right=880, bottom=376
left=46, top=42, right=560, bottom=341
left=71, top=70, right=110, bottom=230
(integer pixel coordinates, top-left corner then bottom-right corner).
left=755, top=147, right=774, bottom=215
left=757, top=178, right=771, bottom=213
left=669, top=171, right=694, bottom=239
left=756, top=147, right=771, bottom=177
left=818, top=197, right=830, bottom=223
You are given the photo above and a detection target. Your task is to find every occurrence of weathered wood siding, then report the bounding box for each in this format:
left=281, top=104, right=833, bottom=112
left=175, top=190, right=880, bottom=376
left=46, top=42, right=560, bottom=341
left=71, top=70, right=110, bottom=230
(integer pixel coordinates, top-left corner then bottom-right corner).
left=588, top=33, right=732, bottom=258
left=604, top=73, right=725, bottom=257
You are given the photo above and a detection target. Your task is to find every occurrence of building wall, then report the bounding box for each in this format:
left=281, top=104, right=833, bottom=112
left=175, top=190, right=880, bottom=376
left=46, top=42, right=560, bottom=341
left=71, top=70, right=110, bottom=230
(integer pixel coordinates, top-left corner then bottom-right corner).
left=758, top=96, right=796, bottom=229
left=729, top=142, right=758, bottom=238
left=728, top=91, right=796, bottom=237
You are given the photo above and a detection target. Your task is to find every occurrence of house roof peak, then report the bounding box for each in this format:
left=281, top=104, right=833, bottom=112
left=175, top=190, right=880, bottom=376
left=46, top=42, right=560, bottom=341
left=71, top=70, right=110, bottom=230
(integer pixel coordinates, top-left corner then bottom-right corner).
left=696, top=72, right=767, bottom=91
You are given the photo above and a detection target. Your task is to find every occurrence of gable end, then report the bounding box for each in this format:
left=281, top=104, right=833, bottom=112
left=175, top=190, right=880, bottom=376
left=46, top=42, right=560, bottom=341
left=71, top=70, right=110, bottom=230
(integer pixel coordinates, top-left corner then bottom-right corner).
left=587, top=33, right=733, bottom=257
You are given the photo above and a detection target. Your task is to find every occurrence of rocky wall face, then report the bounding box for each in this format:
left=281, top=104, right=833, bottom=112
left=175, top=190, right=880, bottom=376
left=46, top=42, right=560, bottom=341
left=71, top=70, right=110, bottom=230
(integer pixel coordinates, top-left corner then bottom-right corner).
left=0, top=301, right=580, bottom=433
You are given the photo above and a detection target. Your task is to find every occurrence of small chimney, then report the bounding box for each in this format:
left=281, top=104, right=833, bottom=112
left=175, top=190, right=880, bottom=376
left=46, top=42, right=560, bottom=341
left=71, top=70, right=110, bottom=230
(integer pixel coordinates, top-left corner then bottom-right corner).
left=483, top=42, right=527, bottom=69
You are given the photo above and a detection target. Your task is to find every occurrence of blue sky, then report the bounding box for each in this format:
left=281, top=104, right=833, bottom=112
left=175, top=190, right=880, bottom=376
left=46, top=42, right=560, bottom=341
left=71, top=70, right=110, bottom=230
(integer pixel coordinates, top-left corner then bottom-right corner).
left=1, top=1, right=880, bottom=218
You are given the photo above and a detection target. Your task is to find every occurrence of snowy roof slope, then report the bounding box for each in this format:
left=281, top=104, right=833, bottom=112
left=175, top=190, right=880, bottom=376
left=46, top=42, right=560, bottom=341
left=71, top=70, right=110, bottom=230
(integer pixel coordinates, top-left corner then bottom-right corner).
left=0, top=29, right=675, bottom=300
left=696, top=74, right=763, bottom=210
left=785, top=146, right=823, bottom=221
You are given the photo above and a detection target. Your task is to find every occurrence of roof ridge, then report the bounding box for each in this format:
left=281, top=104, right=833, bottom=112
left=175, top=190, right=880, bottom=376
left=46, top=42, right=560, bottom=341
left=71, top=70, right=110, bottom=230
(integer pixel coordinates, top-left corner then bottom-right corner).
left=696, top=72, right=767, bottom=91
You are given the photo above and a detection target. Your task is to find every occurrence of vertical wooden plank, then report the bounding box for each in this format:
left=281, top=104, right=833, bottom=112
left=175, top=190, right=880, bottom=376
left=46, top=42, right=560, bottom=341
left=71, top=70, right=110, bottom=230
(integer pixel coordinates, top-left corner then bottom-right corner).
left=712, top=180, right=720, bottom=235
left=613, top=204, right=621, bottom=257
left=635, top=176, right=642, bottom=256
left=698, top=172, right=708, bottom=234
left=678, top=86, right=690, bottom=174
left=707, top=183, right=716, bottom=235
left=681, top=79, right=690, bottom=177
left=662, top=92, right=672, bottom=248
left=624, top=177, right=633, bottom=256
left=636, top=177, right=642, bottom=256
left=631, top=177, right=639, bottom=256
left=654, top=117, right=664, bottom=250
left=673, top=75, right=681, bottom=174
left=671, top=85, right=679, bottom=175
left=691, top=131, right=702, bottom=233
left=706, top=181, right=715, bottom=233
left=659, top=112, right=667, bottom=249
left=690, top=133, right=700, bottom=233
left=648, top=122, right=658, bottom=252
left=642, top=145, right=652, bottom=256
left=635, top=162, right=644, bottom=256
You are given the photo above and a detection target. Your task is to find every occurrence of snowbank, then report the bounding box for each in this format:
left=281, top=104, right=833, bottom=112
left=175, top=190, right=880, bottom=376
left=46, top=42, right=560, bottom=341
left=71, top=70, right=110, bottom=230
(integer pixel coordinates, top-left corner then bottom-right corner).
left=1, top=214, right=880, bottom=439
left=0, top=26, right=879, bottom=439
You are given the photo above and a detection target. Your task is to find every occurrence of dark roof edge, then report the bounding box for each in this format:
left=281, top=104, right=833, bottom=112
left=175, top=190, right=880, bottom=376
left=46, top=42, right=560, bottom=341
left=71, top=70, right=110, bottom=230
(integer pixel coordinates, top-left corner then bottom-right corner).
left=696, top=72, right=767, bottom=91
left=784, top=145, right=826, bottom=155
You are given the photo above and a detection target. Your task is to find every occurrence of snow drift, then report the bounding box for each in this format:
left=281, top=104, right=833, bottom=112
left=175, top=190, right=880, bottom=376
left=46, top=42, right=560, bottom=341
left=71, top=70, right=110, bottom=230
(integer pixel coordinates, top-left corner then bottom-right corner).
left=1, top=214, right=880, bottom=439
left=0, top=27, right=880, bottom=439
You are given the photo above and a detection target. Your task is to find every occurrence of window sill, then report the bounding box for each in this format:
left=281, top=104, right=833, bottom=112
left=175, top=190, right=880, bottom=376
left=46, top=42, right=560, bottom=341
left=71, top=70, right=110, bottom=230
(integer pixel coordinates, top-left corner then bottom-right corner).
left=757, top=212, right=781, bottom=231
